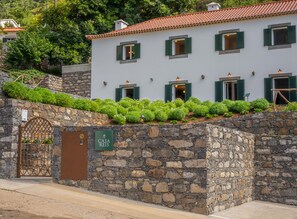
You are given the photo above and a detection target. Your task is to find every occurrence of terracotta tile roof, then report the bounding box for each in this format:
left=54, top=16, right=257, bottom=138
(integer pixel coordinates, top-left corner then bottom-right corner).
left=86, top=0, right=297, bottom=40
left=2, top=27, right=24, bottom=32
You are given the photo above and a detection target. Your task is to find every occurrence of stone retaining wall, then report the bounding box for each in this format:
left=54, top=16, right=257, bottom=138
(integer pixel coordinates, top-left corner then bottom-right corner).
left=0, top=71, right=11, bottom=96
left=0, top=98, right=109, bottom=178
left=62, top=64, right=91, bottom=98
left=40, top=74, right=62, bottom=92
left=53, top=124, right=254, bottom=215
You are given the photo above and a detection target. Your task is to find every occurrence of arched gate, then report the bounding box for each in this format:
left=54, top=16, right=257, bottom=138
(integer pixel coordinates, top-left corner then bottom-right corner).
left=17, top=117, right=53, bottom=177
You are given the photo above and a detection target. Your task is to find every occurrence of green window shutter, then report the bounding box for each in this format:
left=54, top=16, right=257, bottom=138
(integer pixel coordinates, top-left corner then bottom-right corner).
left=185, top=83, right=192, bottom=101
left=133, top=86, right=140, bottom=100
left=236, top=31, right=244, bottom=49
left=165, top=84, right=172, bottom=102
left=237, top=79, right=245, bottom=100
left=116, top=45, right=123, bottom=61
left=288, top=25, right=296, bottom=44
left=264, top=28, right=272, bottom=46
left=115, top=88, right=122, bottom=102
left=264, top=77, right=273, bottom=103
left=165, top=39, right=172, bottom=56
left=134, top=43, right=141, bottom=59
left=2, top=38, right=7, bottom=43
left=185, top=37, right=192, bottom=54
left=215, top=81, right=223, bottom=102
left=289, top=76, right=297, bottom=102
left=215, top=34, right=222, bottom=51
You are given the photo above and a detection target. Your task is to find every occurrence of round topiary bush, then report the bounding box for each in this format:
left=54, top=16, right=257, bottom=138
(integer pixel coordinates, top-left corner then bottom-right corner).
left=34, top=87, right=56, bottom=105
left=184, top=100, right=198, bottom=112
left=140, top=98, right=151, bottom=107
left=27, top=89, right=42, bottom=102
left=193, top=105, right=209, bottom=117
left=155, top=109, right=168, bottom=122
left=100, top=105, right=118, bottom=118
left=168, top=108, right=186, bottom=121
left=284, top=102, right=297, bottom=111
left=209, top=102, right=228, bottom=115
left=128, top=106, right=142, bottom=112
left=202, top=100, right=214, bottom=108
left=90, top=101, right=100, bottom=112
left=118, top=99, right=132, bottom=108
left=142, top=109, right=155, bottom=122
left=222, top=99, right=235, bottom=111
left=188, top=97, right=201, bottom=105
left=2, top=81, right=29, bottom=100
left=231, top=100, right=251, bottom=114
left=251, top=98, right=270, bottom=111
left=113, top=114, right=126, bottom=125
left=126, top=111, right=142, bottom=123
left=117, top=105, right=128, bottom=115
left=165, top=102, right=176, bottom=109
left=54, top=93, right=73, bottom=107
left=173, top=98, right=184, bottom=107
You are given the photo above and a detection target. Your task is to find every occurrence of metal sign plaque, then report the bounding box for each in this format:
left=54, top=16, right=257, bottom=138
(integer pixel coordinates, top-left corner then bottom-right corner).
left=95, top=130, right=114, bottom=151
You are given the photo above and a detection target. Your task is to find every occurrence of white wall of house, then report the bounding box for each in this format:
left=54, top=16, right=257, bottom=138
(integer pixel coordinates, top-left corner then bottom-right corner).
left=91, top=14, right=297, bottom=101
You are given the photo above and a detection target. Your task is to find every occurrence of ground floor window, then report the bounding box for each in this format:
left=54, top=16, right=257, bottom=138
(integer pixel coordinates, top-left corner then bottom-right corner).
left=165, top=82, right=191, bottom=102
left=115, top=85, right=140, bottom=101
left=215, top=77, right=244, bottom=102
left=264, top=74, right=297, bottom=104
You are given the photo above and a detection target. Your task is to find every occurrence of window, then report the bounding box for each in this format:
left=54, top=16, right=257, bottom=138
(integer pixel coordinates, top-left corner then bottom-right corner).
left=264, top=24, right=296, bottom=48
left=165, top=36, right=192, bottom=58
left=116, top=42, right=140, bottom=63
left=165, top=82, right=192, bottom=102
left=115, top=86, right=140, bottom=101
left=215, top=30, right=244, bottom=53
left=215, top=79, right=244, bottom=102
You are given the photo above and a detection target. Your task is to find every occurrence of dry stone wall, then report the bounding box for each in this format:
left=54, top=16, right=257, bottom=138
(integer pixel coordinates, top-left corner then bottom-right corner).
left=53, top=124, right=254, bottom=215
left=40, top=74, right=62, bottom=92
left=0, top=98, right=108, bottom=178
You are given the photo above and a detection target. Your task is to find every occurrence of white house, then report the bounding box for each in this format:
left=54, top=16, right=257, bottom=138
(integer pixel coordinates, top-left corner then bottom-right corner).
left=0, top=19, right=23, bottom=52
left=87, top=0, right=297, bottom=104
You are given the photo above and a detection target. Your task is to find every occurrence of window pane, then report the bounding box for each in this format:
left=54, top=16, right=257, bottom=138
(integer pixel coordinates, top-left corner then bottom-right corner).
left=273, top=28, right=288, bottom=45
left=174, top=39, right=185, bottom=55
left=125, top=88, right=134, bottom=98
left=224, top=34, right=237, bottom=50
left=124, top=45, right=135, bottom=60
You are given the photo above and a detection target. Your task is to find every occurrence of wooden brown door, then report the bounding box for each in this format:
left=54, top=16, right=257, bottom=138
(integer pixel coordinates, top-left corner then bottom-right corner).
left=61, top=131, right=88, bottom=180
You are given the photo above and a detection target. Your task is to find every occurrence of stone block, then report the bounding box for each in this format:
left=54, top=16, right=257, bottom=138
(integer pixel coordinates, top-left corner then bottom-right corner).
left=195, top=139, right=206, bottom=148
left=142, top=182, right=153, bottom=192
left=114, top=141, right=128, bottom=148
left=165, top=171, right=182, bottom=179
left=190, top=184, right=206, bottom=193
left=131, top=170, right=146, bottom=177
left=184, top=159, right=206, bottom=168
left=125, top=181, right=138, bottom=190
left=108, top=184, right=123, bottom=191
left=178, top=150, right=194, bottom=158
left=104, top=159, right=126, bottom=167
left=168, top=140, right=193, bottom=148
left=142, top=150, right=153, bottom=158
left=162, top=193, right=175, bottom=203
left=146, top=158, right=162, bottom=167
left=152, top=194, right=162, bottom=204
left=116, top=150, right=133, bottom=157
left=148, top=126, right=159, bottom=138
left=166, top=161, right=182, bottom=168
left=148, top=169, right=165, bottom=178
left=101, top=151, right=116, bottom=156
left=156, top=182, right=169, bottom=193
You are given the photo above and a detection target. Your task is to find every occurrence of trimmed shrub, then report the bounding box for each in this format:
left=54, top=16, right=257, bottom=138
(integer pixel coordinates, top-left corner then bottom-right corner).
left=113, top=114, right=126, bottom=125
left=231, top=100, right=251, bottom=114
left=188, top=97, right=201, bottom=105
left=166, top=102, right=176, bottom=109
left=184, top=100, right=198, bottom=112
left=193, top=105, right=209, bottom=117
left=126, top=111, right=142, bottom=123
left=284, top=102, right=297, bottom=111
left=168, top=108, right=186, bottom=121
left=72, top=98, right=93, bottom=111
left=93, top=98, right=103, bottom=105
left=119, top=99, right=132, bottom=108
left=173, top=98, right=184, bottom=107
left=181, top=106, right=189, bottom=114
left=155, top=109, right=168, bottom=122
left=202, top=100, right=214, bottom=108
left=117, top=105, right=128, bottom=115
left=27, top=89, right=42, bottom=102
left=128, top=106, right=142, bottom=112
left=2, top=81, right=29, bottom=99
left=222, top=99, right=235, bottom=111
left=209, top=102, right=228, bottom=115
left=90, top=101, right=100, bottom=112
left=100, top=105, right=118, bottom=118
left=140, top=98, right=150, bottom=107
left=54, top=93, right=73, bottom=107
left=34, top=87, right=56, bottom=105
left=251, top=98, right=270, bottom=111
left=223, top=112, right=233, bottom=118
left=142, top=109, right=155, bottom=122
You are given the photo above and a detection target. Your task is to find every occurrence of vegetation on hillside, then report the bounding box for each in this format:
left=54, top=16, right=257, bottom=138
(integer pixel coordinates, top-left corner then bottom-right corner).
left=4, top=81, right=295, bottom=126
left=0, top=0, right=279, bottom=69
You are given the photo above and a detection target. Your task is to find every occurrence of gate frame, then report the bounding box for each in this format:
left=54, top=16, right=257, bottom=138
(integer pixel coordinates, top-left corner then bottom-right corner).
left=17, top=117, right=53, bottom=178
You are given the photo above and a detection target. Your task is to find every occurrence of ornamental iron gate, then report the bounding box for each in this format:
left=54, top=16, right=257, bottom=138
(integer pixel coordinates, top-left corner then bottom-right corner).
left=17, top=117, right=53, bottom=177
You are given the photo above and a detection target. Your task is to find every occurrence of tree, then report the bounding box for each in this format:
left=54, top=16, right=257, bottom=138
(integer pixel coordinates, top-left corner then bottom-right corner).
left=4, top=29, right=53, bottom=69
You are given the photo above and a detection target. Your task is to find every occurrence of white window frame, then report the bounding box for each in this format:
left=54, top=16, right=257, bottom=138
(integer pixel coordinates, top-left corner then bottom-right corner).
left=224, top=80, right=238, bottom=101
left=172, top=38, right=186, bottom=56
left=123, top=44, right=135, bottom=60
left=271, top=26, right=288, bottom=46
left=222, top=32, right=237, bottom=51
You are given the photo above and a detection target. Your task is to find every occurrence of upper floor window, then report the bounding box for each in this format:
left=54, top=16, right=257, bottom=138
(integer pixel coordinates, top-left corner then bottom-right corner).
left=264, top=24, right=296, bottom=49
left=166, top=35, right=192, bottom=58
left=116, top=41, right=140, bottom=63
left=215, top=30, right=244, bottom=54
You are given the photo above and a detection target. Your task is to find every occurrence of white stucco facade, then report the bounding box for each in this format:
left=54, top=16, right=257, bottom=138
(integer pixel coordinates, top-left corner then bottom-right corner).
left=90, top=14, right=297, bottom=102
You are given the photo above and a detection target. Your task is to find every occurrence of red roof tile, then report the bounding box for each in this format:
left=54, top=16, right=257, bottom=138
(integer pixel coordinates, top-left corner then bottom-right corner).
left=86, top=0, right=297, bottom=40
left=3, top=27, right=24, bottom=32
